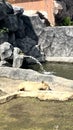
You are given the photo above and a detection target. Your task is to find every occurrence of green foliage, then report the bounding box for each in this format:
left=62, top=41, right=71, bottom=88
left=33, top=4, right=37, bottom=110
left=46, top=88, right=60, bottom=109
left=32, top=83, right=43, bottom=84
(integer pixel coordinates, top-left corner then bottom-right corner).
left=0, top=27, right=9, bottom=34
left=62, top=17, right=73, bottom=26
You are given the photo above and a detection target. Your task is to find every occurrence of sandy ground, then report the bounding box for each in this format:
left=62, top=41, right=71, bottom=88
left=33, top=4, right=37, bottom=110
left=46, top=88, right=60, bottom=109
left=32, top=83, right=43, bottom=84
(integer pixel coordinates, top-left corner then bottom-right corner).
left=0, top=77, right=24, bottom=93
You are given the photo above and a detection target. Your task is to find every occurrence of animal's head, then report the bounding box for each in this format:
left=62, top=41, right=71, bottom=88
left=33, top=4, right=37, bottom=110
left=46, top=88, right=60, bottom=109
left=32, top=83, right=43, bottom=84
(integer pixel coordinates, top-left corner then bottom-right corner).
left=42, top=81, right=48, bottom=86
left=39, top=81, right=51, bottom=90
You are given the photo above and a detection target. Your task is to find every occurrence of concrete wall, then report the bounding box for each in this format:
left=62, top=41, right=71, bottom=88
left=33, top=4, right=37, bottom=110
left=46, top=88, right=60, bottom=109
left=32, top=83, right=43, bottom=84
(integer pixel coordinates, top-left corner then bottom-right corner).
left=38, top=26, right=73, bottom=62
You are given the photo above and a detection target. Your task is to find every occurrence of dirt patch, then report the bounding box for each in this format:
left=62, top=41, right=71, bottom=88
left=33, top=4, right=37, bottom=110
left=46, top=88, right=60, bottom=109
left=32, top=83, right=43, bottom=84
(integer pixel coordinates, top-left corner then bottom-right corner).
left=0, top=98, right=73, bottom=130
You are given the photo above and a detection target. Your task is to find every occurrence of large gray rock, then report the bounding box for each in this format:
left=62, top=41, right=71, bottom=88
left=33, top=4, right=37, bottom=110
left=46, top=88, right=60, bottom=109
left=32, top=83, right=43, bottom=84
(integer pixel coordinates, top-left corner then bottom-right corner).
left=0, top=60, right=11, bottom=67
left=0, top=2, right=7, bottom=20
left=38, top=26, right=73, bottom=60
left=0, top=1, right=14, bottom=21
left=0, top=67, right=53, bottom=81
left=28, top=14, right=48, bottom=36
left=4, top=15, right=18, bottom=31
left=22, top=14, right=47, bottom=41
left=8, top=32, right=16, bottom=45
left=50, top=27, right=73, bottom=57
left=28, top=45, right=45, bottom=61
left=16, top=36, right=37, bottom=54
left=0, top=42, right=13, bottom=60
left=38, top=27, right=54, bottom=57
left=28, top=45, right=41, bottom=57
left=15, top=18, right=25, bottom=38
left=4, top=2, right=14, bottom=14
left=13, top=47, right=24, bottom=68
left=0, top=32, right=8, bottom=44
left=13, top=6, right=24, bottom=16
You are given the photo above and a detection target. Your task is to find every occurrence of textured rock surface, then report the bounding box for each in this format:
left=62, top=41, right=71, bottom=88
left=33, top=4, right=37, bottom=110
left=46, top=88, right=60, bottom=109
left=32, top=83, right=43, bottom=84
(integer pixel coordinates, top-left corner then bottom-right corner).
left=0, top=67, right=53, bottom=81
left=0, top=32, right=8, bottom=44
left=4, top=15, right=18, bottom=31
left=38, top=26, right=73, bottom=61
left=0, top=66, right=73, bottom=90
left=8, top=32, right=15, bottom=45
left=0, top=42, right=13, bottom=60
left=13, top=47, right=24, bottom=68
left=0, top=2, right=7, bottom=20
left=13, top=5, right=24, bottom=15
left=16, top=36, right=37, bottom=55
left=0, top=60, right=11, bottom=67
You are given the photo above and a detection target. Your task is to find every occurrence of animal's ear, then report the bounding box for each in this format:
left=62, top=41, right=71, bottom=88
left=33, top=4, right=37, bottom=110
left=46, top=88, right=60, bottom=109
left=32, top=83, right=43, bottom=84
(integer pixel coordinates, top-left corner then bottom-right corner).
left=20, top=88, right=25, bottom=91
left=42, top=81, right=44, bottom=84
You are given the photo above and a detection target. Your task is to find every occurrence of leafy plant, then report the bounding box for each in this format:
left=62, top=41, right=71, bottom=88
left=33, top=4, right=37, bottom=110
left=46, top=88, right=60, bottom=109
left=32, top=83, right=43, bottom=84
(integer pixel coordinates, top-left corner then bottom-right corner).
left=62, top=17, right=73, bottom=26
left=0, top=27, right=9, bottom=34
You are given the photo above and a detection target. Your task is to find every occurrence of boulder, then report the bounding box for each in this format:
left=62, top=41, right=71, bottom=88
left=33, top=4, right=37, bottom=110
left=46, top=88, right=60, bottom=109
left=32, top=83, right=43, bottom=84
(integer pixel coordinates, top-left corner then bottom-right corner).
left=0, top=32, right=8, bottom=44
left=13, top=5, right=24, bottom=16
left=16, top=36, right=37, bottom=55
left=24, top=23, right=38, bottom=41
left=13, top=47, right=24, bottom=68
left=38, top=27, right=54, bottom=57
left=0, top=19, right=5, bottom=28
left=0, top=42, right=13, bottom=60
left=28, top=45, right=45, bottom=62
left=15, top=18, right=25, bottom=38
left=4, top=2, right=14, bottom=14
left=0, top=1, right=14, bottom=21
left=28, top=45, right=41, bottom=57
left=38, top=26, right=73, bottom=59
left=0, top=2, right=7, bottom=20
left=28, top=14, right=47, bottom=36
left=0, top=67, right=52, bottom=81
left=15, top=28, right=25, bottom=39
left=4, top=14, right=18, bottom=31
left=13, top=55, right=24, bottom=68
left=22, top=13, right=47, bottom=41
left=0, top=60, right=11, bottom=67
left=8, top=32, right=16, bottom=46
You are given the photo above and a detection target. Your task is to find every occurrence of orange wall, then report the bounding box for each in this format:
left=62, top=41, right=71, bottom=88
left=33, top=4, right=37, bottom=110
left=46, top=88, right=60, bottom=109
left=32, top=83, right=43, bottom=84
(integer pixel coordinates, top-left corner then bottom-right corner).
left=9, top=0, right=55, bottom=25
left=44, top=0, right=55, bottom=25
left=12, top=0, right=45, bottom=10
